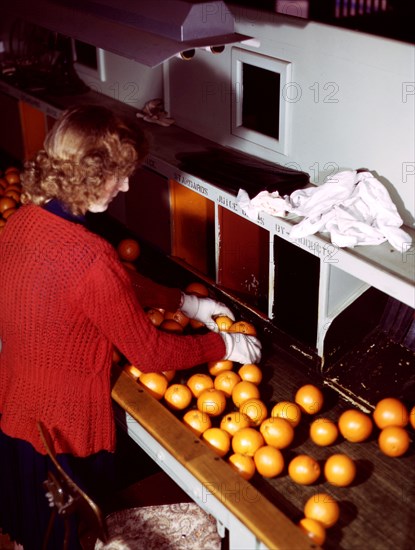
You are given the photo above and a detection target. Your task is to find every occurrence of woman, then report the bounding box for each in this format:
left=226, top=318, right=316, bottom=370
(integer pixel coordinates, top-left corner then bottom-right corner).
left=0, top=105, right=261, bottom=549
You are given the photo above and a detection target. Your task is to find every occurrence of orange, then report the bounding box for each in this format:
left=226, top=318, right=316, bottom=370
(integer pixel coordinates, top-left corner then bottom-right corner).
left=298, top=518, right=326, bottom=546
left=373, top=397, right=409, bottom=429
left=4, top=189, right=20, bottom=203
left=214, top=370, right=241, bottom=397
left=117, top=238, right=140, bottom=261
left=309, top=417, right=339, bottom=446
left=324, top=454, right=356, bottom=487
left=232, top=427, right=264, bottom=457
left=159, top=319, right=184, bottom=333
left=238, top=364, right=262, bottom=385
left=0, top=197, right=17, bottom=214
left=139, top=372, right=168, bottom=400
left=187, top=373, right=214, bottom=398
left=5, top=170, right=20, bottom=184
left=259, top=417, right=294, bottom=449
left=182, top=409, right=212, bottom=437
left=197, top=388, right=227, bottom=417
left=162, top=370, right=176, bottom=382
left=214, top=315, right=234, bottom=332
left=231, top=381, right=260, bottom=407
left=5, top=166, right=20, bottom=173
left=189, top=318, right=205, bottom=330
left=228, top=453, right=256, bottom=480
left=378, top=426, right=410, bottom=457
left=304, top=493, right=340, bottom=528
left=123, top=364, right=142, bottom=380
left=207, top=359, right=233, bottom=376
left=146, top=308, right=164, bottom=327
left=202, top=427, right=231, bottom=457
left=164, top=383, right=193, bottom=411
left=2, top=208, right=17, bottom=220
left=294, top=384, right=324, bottom=415
left=4, top=184, right=21, bottom=193
left=122, top=261, right=136, bottom=271
left=220, top=411, right=252, bottom=436
left=185, top=281, right=209, bottom=297
left=239, top=398, right=268, bottom=427
left=228, top=320, right=257, bottom=336
left=410, top=405, right=415, bottom=430
left=164, top=309, right=190, bottom=328
left=253, top=445, right=284, bottom=478
left=288, top=455, right=321, bottom=485
left=338, top=409, right=373, bottom=443
left=271, top=401, right=302, bottom=428
left=112, top=347, right=122, bottom=365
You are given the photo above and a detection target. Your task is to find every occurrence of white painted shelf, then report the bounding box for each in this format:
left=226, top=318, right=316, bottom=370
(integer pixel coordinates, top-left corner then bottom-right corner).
left=140, top=148, right=414, bottom=358
left=141, top=150, right=414, bottom=310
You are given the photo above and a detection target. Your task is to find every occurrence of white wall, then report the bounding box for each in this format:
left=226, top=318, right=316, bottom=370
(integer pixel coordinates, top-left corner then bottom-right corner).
left=75, top=50, right=163, bottom=111
left=165, top=9, right=415, bottom=226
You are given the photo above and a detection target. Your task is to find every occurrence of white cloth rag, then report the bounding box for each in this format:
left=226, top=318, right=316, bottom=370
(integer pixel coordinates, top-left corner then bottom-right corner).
left=237, top=170, right=411, bottom=251
left=237, top=189, right=288, bottom=220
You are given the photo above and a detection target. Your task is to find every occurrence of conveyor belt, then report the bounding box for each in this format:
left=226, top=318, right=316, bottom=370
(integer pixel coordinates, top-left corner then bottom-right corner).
left=98, top=212, right=414, bottom=549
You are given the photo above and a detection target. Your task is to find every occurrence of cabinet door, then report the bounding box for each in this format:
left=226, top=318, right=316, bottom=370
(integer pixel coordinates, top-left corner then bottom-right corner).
left=273, top=236, right=320, bottom=348
left=218, top=206, right=269, bottom=313
left=19, top=100, right=47, bottom=161
left=170, top=179, right=215, bottom=277
left=127, top=168, right=172, bottom=255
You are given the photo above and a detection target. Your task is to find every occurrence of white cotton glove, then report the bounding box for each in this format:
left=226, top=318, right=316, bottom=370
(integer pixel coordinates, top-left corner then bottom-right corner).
left=180, top=292, right=235, bottom=332
left=220, top=332, right=262, bottom=364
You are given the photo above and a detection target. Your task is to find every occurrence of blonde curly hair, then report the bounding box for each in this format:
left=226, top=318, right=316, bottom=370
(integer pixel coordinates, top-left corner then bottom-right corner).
left=21, top=104, right=148, bottom=215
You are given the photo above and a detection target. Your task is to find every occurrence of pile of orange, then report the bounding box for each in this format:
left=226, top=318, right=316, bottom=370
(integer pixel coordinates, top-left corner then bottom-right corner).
left=121, top=279, right=415, bottom=547
left=296, top=396, right=414, bottom=544
left=373, top=397, right=412, bottom=457
left=298, top=493, right=340, bottom=546
left=0, top=166, right=22, bottom=235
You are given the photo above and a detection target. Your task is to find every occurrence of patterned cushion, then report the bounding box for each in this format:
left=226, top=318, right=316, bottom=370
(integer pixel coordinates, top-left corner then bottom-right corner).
left=94, top=502, right=222, bottom=549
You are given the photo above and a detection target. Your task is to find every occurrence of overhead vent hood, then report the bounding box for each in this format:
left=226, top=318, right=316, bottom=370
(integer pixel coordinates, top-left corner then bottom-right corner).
left=5, top=0, right=254, bottom=67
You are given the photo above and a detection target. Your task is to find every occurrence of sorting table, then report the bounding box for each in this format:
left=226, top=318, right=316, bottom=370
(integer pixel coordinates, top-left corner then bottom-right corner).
left=111, top=338, right=415, bottom=550
left=111, top=369, right=317, bottom=550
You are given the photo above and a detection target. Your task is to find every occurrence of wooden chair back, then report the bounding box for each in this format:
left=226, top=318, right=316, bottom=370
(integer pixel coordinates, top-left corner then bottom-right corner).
left=37, top=421, right=107, bottom=550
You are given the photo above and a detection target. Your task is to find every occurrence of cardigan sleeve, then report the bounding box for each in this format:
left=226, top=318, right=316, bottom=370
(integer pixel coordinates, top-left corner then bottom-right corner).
left=125, top=269, right=182, bottom=311
left=74, top=253, right=226, bottom=372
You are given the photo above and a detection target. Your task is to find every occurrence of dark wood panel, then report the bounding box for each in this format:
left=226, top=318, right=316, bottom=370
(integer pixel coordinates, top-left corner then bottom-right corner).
left=0, top=92, right=24, bottom=161
left=170, top=179, right=216, bottom=278
left=273, top=235, right=320, bottom=348
left=125, top=168, right=172, bottom=256
left=218, top=207, right=270, bottom=313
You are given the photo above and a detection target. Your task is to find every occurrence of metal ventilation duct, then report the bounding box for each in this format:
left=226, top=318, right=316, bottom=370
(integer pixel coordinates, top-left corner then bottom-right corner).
left=5, top=0, right=253, bottom=67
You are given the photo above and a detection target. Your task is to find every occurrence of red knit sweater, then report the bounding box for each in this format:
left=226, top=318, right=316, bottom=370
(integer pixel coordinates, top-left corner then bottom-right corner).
left=0, top=205, right=225, bottom=456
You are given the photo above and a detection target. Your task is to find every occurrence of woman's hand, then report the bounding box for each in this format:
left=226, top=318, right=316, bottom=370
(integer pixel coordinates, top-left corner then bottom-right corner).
left=219, top=332, right=262, bottom=364
left=180, top=293, right=235, bottom=332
